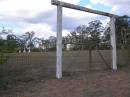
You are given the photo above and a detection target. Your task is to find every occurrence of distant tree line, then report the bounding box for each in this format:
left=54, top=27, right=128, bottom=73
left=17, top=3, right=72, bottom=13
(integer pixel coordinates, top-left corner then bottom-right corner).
left=0, top=29, right=57, bottom=53
left=0, top=15, right=130, bottom=53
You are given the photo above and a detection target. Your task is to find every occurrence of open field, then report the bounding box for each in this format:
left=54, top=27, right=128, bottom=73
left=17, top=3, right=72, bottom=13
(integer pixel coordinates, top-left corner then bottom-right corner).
left=0, top=50, right=130, bottom=97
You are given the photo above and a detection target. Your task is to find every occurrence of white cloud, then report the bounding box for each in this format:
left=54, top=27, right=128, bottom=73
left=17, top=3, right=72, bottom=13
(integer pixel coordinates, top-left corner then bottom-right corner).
left=0, top=0, right=80, bottom=38
left=101, top=18, right=110, bottom=27
left=59, top=0, right=80, bottom=4
left=0, top=0, right=111, bottom=39
left=85, top=4, right=93, bottom=9
left=63, top=8, right=88, bottom=19
left=62, top=30, right=70, bottom=36
left=90, top=0, right=130, bottom=16
left=0, top=0, right=54, bottom=18
left=21, top=23, right=56, bottom=39
left=63, top=4, right=97, bottom=19
left=90, top=0, right=101, bottom=5
left=111, top=6, right=118, bottom=12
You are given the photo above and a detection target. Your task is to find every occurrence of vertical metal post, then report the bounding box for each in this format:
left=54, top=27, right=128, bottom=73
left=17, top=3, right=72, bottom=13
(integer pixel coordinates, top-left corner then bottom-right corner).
left=56, top=5, right=62, bottom=79
left=110, top=16, right=117, bottom=70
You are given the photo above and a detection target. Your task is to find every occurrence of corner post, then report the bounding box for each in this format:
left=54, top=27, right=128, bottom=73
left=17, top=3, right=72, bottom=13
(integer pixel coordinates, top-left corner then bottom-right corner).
left=110, top=16, right=117, bottom=70
left=56, top=5, right=62, bottom=79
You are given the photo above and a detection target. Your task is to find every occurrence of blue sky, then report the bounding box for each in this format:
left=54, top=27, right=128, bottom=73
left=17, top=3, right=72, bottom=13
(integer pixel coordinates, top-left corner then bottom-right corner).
left=0, top=0, right=129, bottom=39
left=80, top=0, right=89, bottom=5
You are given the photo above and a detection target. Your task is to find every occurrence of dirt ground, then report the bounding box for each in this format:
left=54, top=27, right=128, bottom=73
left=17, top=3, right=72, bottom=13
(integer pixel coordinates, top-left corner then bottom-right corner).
left=0, top=67, right=130, bottom=97
left=0, top=51, right=130, bottom=97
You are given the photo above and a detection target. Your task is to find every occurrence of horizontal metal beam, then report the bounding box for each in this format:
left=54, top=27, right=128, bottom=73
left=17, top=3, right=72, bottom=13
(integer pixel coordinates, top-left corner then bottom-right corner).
left=52, top=0, right=119, bottom=17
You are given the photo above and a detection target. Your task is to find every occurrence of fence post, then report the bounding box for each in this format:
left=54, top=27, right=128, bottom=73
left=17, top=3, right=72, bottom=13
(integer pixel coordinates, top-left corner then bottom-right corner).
left=56, top=5, right=62, bottom=79
left=110, top=16, right=117, bottom=70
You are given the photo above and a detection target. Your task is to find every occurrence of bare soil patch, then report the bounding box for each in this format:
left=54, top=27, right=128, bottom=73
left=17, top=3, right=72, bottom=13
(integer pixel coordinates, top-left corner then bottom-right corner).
left=0, top=68, right=130, bottom=97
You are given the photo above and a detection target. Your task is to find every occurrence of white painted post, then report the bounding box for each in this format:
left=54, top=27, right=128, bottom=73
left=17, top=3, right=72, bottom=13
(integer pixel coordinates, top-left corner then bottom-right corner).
left=110, top=16, right=117, bottom=70
left=56, top=5, right=62, bottom=79
left=28, top=47, right=31, bottom=53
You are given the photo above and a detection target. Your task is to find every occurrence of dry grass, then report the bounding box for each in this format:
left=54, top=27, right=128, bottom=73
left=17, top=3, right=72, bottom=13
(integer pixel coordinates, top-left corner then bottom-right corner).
left=0, top=51, right=130, bottom=97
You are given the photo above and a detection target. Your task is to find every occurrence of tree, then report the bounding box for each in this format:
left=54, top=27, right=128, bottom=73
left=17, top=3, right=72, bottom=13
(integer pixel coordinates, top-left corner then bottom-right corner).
left=64, top=20, right=104, bottom=50
left=40, top=39, right=50, bottom=52
left=25, top=31, right=35, bottom=52
left=6, top=34, right=19, bottom=53
left=16, top=34, right=28, bottom=52
left=88, top=20, right=103, bottom=49
left=116, top=15, right=130, bottom=48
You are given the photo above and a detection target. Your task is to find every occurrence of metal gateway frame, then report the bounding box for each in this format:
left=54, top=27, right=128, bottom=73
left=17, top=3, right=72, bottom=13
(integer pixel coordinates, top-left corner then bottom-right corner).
left=51, top=0, right=118, bottom=79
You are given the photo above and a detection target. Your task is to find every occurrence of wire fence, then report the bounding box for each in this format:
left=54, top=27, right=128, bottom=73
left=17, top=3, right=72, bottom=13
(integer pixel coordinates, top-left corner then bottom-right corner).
left=0, top=50, right=129, bottom=80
